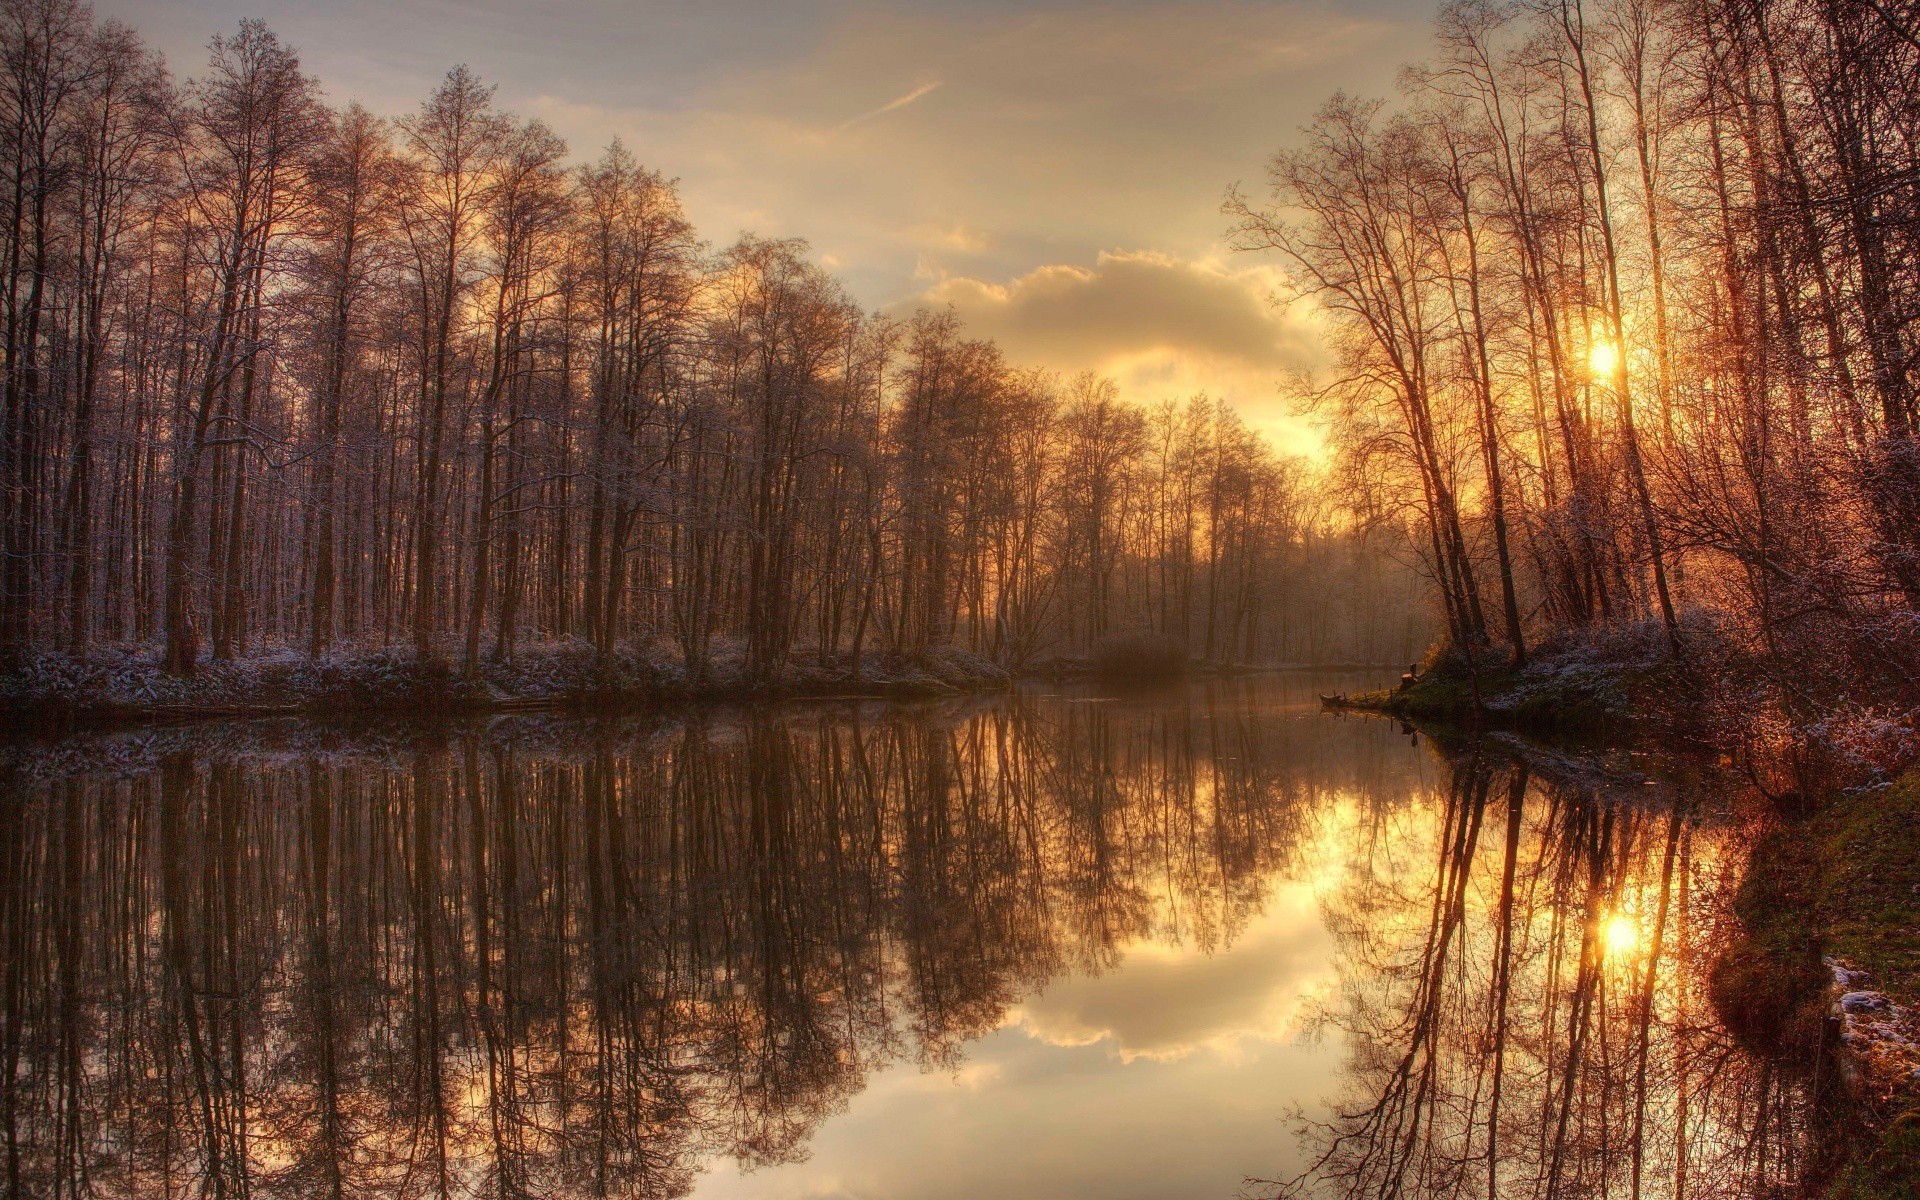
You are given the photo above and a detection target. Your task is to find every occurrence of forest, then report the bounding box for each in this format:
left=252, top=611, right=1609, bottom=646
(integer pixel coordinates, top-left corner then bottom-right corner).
left=1230, top=0, right=1920, bottom=768
left=0, top=3, right=1427, bottom=707
left=1224, top=3, right=1920, bottom=1177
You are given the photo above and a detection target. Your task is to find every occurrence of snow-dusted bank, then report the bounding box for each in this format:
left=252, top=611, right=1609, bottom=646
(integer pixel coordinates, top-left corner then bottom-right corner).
left=1323, top=620, right=1712, bottom=742
left=0, top=643, right=1020, bottom=725
left=0, top=634, right=1411, bottom=726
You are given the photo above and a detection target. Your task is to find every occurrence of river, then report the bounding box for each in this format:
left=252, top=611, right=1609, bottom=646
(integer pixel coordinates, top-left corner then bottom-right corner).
left=0, top=675, right=1808, bottom=1198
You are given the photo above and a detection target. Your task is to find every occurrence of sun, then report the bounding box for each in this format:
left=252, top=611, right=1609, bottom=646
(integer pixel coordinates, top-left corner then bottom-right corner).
left=1603, top=913, right=1638, bottom=957
left=1588, top=337, right=1621, bottom=379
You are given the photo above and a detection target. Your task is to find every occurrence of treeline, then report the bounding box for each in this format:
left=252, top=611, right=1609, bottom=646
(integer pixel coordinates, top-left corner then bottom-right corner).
left=1231, top=0, right=1920, bottom=685
left=0, top=4, right=1420, bottom=684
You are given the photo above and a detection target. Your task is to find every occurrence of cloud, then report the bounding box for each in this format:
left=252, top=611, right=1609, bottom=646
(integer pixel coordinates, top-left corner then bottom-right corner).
left=498, top=1, right=1422, bottom=305
left=922, top=251, right=1306, bottom=371
left=914, top=222, right=992, bottom=255
left=913, top=250, right=1328, bottom=451
left=836, top=80, right=943, bottom=131
left=1009, top=880, right=1335, bottom=1061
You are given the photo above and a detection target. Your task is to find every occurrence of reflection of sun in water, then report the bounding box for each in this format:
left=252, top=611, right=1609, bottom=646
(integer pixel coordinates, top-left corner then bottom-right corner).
left=1588, top=338, right=1621, bottom=378
left=1604, top=913, right=1638, bottom=957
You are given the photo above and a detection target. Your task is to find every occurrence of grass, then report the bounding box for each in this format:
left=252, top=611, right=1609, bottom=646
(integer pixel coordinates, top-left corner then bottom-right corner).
left=1816, top=776, right=1920, bottom=1003
left=1835, top=1114, right=1920, bottom=1200
left=1813, top=778, right=1920, bottom=1199
left=1724, top=773, right=1920, bottom=1198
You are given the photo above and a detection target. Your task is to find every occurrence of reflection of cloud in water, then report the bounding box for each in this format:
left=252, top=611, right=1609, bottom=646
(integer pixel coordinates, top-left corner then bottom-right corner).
left=703, top=877, right=1344, bottom=1200
left=705, top=1007, right=1339, bottom=1200
left=1010, top=880, right=1335, bottom=1061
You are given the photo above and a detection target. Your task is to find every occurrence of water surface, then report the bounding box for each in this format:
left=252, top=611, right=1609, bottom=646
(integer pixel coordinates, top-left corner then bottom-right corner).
left=0, top=677, right=1805, bottom=1198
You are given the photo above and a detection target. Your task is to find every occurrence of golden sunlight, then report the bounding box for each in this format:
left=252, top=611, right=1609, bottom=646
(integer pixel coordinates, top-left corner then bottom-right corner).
left=1587, top=337, right=1621, bottom=379
left=1603, top=913, right=1638, bottom=958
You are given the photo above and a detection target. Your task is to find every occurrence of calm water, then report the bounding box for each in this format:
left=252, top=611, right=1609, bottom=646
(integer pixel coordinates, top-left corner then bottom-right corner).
left=0, top=677, right=1808, bottom=1199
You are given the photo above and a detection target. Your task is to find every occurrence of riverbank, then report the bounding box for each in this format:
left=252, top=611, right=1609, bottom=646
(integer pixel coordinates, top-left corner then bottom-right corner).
left=1716, top=773, right=1920, bottom=1198
left=1321, top=622, right=1703, bottom=742
left=0, top=643, right=1389, bottom=728
left=0, top=643, right=1018, bottom=727
left=1330, top=624, right=1920, bottom=1195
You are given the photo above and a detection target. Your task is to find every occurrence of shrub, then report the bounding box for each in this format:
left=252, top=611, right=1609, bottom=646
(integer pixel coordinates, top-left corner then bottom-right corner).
left=1089, top=631, right=1188, bottom=682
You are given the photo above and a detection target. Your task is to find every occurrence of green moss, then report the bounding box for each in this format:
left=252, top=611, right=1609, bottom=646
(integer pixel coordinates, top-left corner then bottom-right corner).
left=1831, top=1112, right=1920, bottom=1200
left=1815, top=776, right=1920, bottom=1002
left=1732, top=773, right=1920, bottom=1199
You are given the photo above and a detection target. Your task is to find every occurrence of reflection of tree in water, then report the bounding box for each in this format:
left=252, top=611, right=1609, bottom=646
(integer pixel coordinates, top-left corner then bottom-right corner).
left=0, top=684, right=1411, bottom=1199
left=1269, top=744, right=1809, bottom=1200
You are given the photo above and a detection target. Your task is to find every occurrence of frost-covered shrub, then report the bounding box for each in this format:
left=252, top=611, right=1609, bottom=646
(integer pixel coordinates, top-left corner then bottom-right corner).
left=1790, top=703, right=1920, bottom=792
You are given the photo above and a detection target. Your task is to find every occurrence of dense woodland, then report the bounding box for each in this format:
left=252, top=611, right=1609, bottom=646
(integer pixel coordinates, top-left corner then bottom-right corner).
left=1230, top=0, right=1920, bottom=708
left=0, top=3, right=1427, bottom=686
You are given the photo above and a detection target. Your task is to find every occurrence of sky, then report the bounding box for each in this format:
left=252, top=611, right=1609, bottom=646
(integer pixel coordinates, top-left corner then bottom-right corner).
left=102, top=0, right=1440, bottom=450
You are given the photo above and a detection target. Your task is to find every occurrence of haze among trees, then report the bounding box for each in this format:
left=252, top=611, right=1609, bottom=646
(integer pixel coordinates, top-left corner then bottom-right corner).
left=1229, top=0, right=1920, bottom=723
left=0, top=3, right=1430, bottom=690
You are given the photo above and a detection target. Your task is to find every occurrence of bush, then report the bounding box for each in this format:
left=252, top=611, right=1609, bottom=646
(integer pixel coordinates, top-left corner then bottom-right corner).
left=1089, top=631, right=1188, bottom=682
